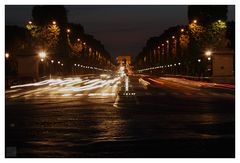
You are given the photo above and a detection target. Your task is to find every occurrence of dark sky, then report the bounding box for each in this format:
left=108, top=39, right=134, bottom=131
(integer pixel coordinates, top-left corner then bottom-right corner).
left=5, top=5, right=235, bottom=58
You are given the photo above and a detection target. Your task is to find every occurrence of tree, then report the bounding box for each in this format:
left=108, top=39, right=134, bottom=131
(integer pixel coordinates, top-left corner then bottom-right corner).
left=188, top=5, right=228, bottom=25
left=226, top=21, right=235, bottom=50
left=26, top=22, right=60, bottom=53
left=5, top=25, right=27, bottom=76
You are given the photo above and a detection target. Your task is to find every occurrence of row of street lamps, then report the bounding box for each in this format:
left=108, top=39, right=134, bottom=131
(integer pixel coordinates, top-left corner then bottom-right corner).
left=27, top=20, right=114, bottom=72
left=138, top=50, right=212, bottom=73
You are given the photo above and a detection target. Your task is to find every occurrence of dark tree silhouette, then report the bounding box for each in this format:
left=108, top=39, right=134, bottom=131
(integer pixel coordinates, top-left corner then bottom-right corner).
left=226, top=21, right=235, bottom=50
left=188, top=5, right=228, bottom=25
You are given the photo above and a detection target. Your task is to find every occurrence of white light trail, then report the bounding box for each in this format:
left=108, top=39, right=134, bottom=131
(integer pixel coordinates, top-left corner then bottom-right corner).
left=125, top=76, right=129, bottom=92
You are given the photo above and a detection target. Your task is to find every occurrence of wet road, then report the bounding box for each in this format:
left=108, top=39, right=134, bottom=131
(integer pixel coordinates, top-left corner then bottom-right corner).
left=5, top=74, right=235, bottom=158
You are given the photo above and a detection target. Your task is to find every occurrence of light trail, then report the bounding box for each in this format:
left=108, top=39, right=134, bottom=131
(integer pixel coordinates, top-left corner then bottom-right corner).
left=161, top=77, right=235, bottom=89
left=125, top=76, right=129, bottom=92
left=7, top=75, right=121, bottom=99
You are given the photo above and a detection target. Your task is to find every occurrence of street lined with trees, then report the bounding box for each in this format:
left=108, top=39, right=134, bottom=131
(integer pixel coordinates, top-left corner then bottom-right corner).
left=134, top=6, right=234, bottom=78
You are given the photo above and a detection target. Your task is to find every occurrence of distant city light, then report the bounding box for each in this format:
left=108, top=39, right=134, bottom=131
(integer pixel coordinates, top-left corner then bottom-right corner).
left=218, top=20, right=222, bottom=23
left=181, top=28, right=184, bottom=32
left=52, top=21, right=56, bottom=25
left=208, top=57, right=211, bottom=61
left=193, top=19, right=197, bottom=23
left=28, top=21, right=32, bottom=24
left=58, top=61, right=60, bottom=64
left=51, top=60, right=54, bottom=63
left=172, top=36, right=175, bottom=39
left=61, top=63, right=64, bottom=66
left=41, top=58, right=44, bottom=62
left=67, top=29, right=71, bottom=33
left=198, top=59, right=201, bottom=62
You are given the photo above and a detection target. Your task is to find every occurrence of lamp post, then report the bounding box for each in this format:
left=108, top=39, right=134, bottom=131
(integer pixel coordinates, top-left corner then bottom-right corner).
left=5, top=53, right=10, bottom=59
left=38, top=51, right=47, bottom=78
left=49, top=60, right=54, bottom=79
left=205, top=50, right=212, bottom=77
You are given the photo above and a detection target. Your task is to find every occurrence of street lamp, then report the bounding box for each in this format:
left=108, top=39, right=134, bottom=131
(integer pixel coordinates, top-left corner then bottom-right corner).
left=207, top=57, right=211, bottom=61
left=52, top=21, right=56, bottom=25
left=67, top=29, right=71, bottom=33
left=172, top=36, right=175, bottom=39
left=77, top=38, right=80, bottom=42
left=198, top=59, right=201, bottom=63
left=51, top=60, right=54, bottom=63
left=38, top=51, right=46, bottom=59
left=61, top=63, right=64, bottom=66
left=28, top=21, right=32, bottom=25
left=180, top=28, right=184, bottom=32
left=58, top=61, right=60, bottom=64
left=5, top=53, right=10, bottom=59
left=193, top=19, right=197, bottom=24
left=205, top=50, right=212, bottom=57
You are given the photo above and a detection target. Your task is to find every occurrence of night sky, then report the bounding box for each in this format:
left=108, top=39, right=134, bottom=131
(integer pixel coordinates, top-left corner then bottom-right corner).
left=5, top=5, right=235, bottom=58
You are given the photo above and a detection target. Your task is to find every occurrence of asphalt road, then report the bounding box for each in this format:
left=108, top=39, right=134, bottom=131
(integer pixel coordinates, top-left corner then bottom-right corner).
left=5, top=74, right=235, bottom=158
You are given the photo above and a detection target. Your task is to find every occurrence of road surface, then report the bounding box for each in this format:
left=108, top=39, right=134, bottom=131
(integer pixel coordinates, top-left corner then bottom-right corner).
left=5, top=74, right=235, bottom=158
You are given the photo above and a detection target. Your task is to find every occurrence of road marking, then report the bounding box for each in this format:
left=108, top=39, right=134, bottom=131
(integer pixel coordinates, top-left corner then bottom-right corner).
left=113, top=95, right=120, bottom=108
